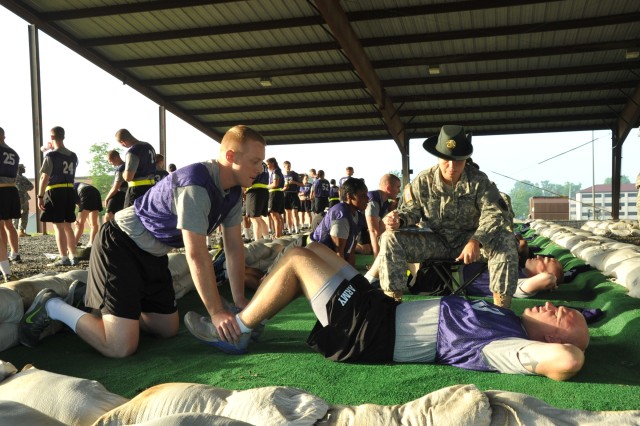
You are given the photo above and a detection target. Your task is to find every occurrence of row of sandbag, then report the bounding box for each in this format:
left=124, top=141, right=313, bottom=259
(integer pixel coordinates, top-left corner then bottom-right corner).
left=1, top=360, right=638, bottom=426
left=529, top=219, right=640, bottom=298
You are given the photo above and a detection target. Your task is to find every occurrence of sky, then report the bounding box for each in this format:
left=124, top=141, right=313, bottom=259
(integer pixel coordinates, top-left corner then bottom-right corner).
left=1, top=8, right=639, bottom=195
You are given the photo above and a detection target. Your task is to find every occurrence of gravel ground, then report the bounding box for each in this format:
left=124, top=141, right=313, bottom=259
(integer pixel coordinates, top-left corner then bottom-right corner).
left=8, top=233, right=91, bottom=279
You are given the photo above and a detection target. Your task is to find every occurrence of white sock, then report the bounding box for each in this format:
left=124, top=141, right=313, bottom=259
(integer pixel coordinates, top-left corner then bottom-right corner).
left=60, top=256, right=69, bottom=262
left=9, top=252, right=18, bottom=259
left=364, top=272, right=376, bottom=283
left=235, top=314, right=252, bottom=333
left=46, top=298, right=86, bottom=332
left=0, top=260, right=10, bottom=275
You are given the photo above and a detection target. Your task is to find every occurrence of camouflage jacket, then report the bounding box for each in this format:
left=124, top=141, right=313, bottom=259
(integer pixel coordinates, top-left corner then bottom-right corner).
left=15, top=174, right=34, bottom=201
left=397, top=163, right=510, bottom=248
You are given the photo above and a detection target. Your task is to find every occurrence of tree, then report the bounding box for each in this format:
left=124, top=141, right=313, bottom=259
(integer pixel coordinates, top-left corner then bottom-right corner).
left=87, top=142, right=118, bottom=197
left=604, top=175, right=631, bottom=184
left=508, top=179, right=582, bottom=219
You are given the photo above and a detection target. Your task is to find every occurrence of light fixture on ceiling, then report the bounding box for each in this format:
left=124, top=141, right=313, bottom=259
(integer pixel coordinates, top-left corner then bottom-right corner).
left=259, top=76, right=273, bottom=87
left=428, top=65, right=441, bottom=75
left=625, top=50, right=640, bottom=60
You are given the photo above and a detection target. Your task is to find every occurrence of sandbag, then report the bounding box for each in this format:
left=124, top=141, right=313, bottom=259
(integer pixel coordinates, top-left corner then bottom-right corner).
left=0, top=400, right=67, bottom=425
left=0, top=322, right=19, bottom=352
left=95, top=383, right=328, bottom=426
left=167, top=253, right=194, bottom=299
left=0, top=286, right=23, bottom=322
left=133, top=412, right=251, bottom=425
left=3, top=270, right=88, bottom=308
left=0, top=365, right=128, bottom=426
left=323, top=384, right=490, bottom=426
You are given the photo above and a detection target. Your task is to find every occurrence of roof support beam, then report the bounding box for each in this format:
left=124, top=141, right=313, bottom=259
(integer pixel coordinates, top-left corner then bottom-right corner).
left=616, top=82, right=640, bottom=143
left=311, top=1, right=406, bottom=153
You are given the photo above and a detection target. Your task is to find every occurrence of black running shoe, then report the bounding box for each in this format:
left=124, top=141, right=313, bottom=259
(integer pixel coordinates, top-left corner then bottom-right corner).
left=19, top=289, right=60, bottom=348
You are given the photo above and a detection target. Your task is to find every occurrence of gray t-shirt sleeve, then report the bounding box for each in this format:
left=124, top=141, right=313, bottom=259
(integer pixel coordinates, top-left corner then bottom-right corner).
left=365, top=200, right=381, bottom=218
left=175, top=185, right=243, bottom=235
left=514, top=278, right=536, bottom=298
left=330, top=217, right=351, bottom=239
left=481, top=338, right=537, bottom=375
left=175, top=186, right=210, bottom=235
left=124, top=151, right=140, bottom=173
left=40, top=156, right=53, bottom=175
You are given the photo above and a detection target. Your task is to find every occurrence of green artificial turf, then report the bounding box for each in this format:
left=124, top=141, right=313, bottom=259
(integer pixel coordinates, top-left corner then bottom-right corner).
left=3, top=236, right=640, bottom=411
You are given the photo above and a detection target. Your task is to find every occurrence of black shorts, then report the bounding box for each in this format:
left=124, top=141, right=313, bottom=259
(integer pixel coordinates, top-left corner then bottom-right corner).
left=301, top=199, right=311, bottom=213
left=313, top=197, right=329, bottom=214
left=245, top=188, right=269, bottom=217
left=284, top=192, right=300, bottom=210
left=306, top=274, right=397, bottom=363
left=106, top=191, right=126, bottom=214
left=85, top=220, right=176, bottom=319
left=0, top=187, right=20, bottom=220
left=124, top=184, right=153, bottom=208
left=41, top=187, right=76, bottom=223
left=78, top=185, right=104, bottom=212
left=268, top=191, right=285, bottom=214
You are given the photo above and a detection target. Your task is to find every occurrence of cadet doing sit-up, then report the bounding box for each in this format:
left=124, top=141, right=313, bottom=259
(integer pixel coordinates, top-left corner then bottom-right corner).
left=184, top=242, right=589, bottom=381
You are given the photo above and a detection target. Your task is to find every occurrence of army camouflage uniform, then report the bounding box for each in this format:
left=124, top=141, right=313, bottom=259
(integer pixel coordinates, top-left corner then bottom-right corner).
left=377, top=163, right=518, bottom=299
left=13, top=173, right=34, bottom=233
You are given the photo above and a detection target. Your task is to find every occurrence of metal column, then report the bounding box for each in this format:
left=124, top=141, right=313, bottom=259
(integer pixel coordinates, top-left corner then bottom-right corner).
left=28, top=25, right=44, bottom=233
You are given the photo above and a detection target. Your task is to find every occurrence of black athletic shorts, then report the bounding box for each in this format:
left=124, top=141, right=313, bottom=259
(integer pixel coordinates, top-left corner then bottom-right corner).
left=284, top=192, right=300, bottom=210
left=85, top=220, right=176, bottom=319
left=0, top=187, right=20, bottom=219
left=307, top=274, right=397, bottom=363
left=124, top=184, right=153, bottom=208
left=313, top=197, right=329, bottom=214
left=41, top=187, right=76, bottom=223
left=106, top=191, right=126, bottom=214
left=78, top=185, right=104, bottom=212
left=245, top=188, right=269, bottom=217
left=301, top=199, right=312, bottom=213
left=268, top=191, right=285, bottom=214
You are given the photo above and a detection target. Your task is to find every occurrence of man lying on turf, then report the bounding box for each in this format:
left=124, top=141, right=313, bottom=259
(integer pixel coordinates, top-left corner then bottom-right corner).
left=184, top=242, right=589, bottom=381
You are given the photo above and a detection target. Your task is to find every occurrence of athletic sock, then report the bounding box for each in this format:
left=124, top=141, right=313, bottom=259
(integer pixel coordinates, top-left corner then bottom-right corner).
left=0, top=260, right=10, bottom=275
left=9, top=252, right=19, bottom=259
left=46, top=298, right=86, bottom=332
left=235, top=314, right=252, bottom=333
left=364, top=272, right=376, bottom=283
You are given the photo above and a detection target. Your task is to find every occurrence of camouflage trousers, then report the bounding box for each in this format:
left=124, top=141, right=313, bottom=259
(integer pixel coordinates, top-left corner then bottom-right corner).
left=377, top=228, right=519, bottom=296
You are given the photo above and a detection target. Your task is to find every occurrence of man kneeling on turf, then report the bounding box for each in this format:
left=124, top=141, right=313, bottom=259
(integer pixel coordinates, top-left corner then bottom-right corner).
left=184, top=243, right=589, bottom=381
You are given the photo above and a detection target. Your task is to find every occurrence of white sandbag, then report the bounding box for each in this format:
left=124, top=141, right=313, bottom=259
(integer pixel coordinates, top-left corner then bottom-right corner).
left=3, top=270, right=88, bottom=308
left=0, top=286, right=23, bottom=322
left=562, top=235, right=590, bottom=251
left=0, top=322, right=19, bottom=352
left=610, top=258, right=640, bottom=298
left=95, top=383, right=328, bottom=426
left=167, top=253, right=194, bottom=299
left=487, top=389, right=640, bottom=425
left=0, top=365, right=128, bottom=426
left=134, top=412, right=251, bottom=425
left=570, top=240, right=599, bottom=258
left=580, top=247, right=614, bottom=271
left=0, top=359, right=17, bottom=380
left=602, top=249, right=640, bottom=275
left=0, top=401, right=67, bottom=425
left=323, top=384, right=490, bottom=426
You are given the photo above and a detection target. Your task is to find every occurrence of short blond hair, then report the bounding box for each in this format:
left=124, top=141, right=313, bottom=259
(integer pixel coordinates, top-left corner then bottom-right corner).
left=221, top=125, right=266, bottom=149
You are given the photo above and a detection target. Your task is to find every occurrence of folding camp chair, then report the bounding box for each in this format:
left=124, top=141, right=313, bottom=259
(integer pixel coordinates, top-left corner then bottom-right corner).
left=413, top=259, right=487, bottom=297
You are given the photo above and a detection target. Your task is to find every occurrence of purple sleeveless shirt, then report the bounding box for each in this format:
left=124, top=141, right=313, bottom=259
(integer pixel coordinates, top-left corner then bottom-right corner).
left=310, top=202, right=365, bottom=257
left=436, top=296, right=528, bottom=371
left=45, top=150, right=78, bottom=185
left=134, top=162, right=241, bottom=248
left=0, top=144, right=19, bottom=178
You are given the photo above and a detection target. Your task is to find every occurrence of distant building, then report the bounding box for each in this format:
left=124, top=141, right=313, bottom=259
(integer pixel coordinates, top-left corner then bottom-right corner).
left=529, top=196, right=569, bottom=220
left=571, top=183, right=637, bottom=220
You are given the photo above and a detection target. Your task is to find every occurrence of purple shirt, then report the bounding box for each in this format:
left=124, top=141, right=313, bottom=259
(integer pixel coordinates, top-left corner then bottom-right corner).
left=436, top=296, right=527, bottom=371
left=134, top=162, right=241, bottom=247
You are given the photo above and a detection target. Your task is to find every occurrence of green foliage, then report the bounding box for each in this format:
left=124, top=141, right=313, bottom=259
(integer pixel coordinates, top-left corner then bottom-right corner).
left=87, top=142, right=118, bottom=197
left=509, top=180, right=581, bottom=219
left=604, top=175, right=631, bottom=184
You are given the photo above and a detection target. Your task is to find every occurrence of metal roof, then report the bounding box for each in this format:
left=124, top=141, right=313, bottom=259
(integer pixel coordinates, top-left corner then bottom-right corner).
left=2, top=0, right=639, bottom=155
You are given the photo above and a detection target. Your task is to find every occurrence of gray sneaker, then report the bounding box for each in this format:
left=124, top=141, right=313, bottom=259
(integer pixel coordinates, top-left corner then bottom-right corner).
left=69, top=258, right=79, bottom=266
left=64, top=280, right=89, bottom=311
left=19, top=288, right=61, bottom=347
left=47, top=258, right=71, bottom=267
left=184, top=311, right=250, bottom=355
